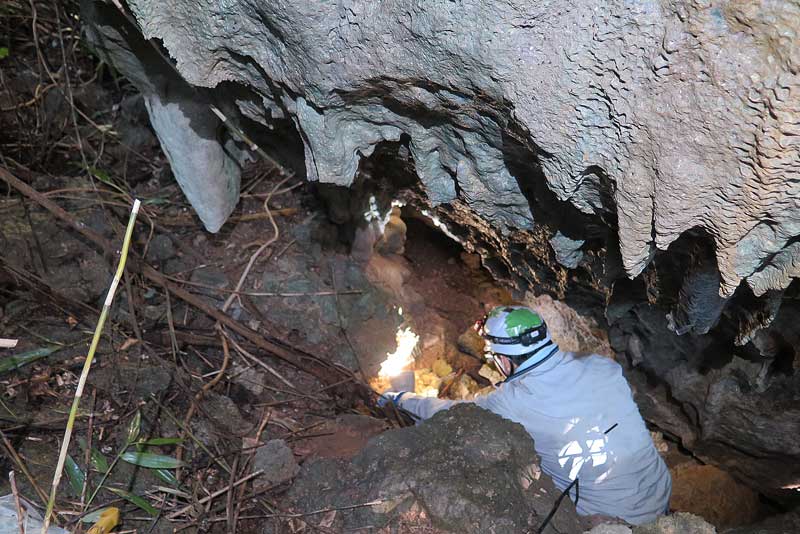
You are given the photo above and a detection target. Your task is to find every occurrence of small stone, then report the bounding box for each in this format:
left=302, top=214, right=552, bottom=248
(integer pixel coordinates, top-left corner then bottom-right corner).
left=549, top=231, right=585, bottom=269
left=202, top=392, right=251, bottom=435
left=147, top=234, right=176, bottom=262
left=230, top=363, right=265, bottom=397
left=457, top=327, right=485, bottom=359
left=252, top=439, right=299, bottom=486
left=190, top=266, right=229, bottom=297
left=633, top=513, right=716, bottom=534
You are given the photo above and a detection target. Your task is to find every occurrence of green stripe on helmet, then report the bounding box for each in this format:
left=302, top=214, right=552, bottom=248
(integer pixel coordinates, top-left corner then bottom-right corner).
left=504, top=308, right=543, bottom=336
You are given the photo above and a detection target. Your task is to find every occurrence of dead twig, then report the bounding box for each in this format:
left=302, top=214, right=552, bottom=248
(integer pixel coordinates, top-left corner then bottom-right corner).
left=226, top=454, right=240, bottom=533
left=160, top=273, right=362, bottom=298
left=223, top=331, right=295, bottom=390
left=176, top=331, right=231, bottom=480
left=0, top=168, right=372, bottom=403
left=167, top=470, right=263, bottom=520
left=0, top=429, right=49, bottom=509
left=9, top=470, right=25, bottom=534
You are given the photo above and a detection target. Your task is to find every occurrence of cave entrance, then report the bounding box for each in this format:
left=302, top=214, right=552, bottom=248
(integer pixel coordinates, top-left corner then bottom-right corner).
left=359, top=208, right=512, bottom=400
left=335, top=196, right=781, bottom=531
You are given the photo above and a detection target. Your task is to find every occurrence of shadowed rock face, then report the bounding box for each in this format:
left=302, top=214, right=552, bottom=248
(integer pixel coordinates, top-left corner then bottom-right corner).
left=83, top=0, right=800, bottom=501
left=285, top=404, right=585, bottom=533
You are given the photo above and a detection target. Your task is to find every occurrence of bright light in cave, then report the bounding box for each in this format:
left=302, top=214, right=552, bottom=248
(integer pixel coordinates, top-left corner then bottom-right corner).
left=378, top=326, right=419, bottom=378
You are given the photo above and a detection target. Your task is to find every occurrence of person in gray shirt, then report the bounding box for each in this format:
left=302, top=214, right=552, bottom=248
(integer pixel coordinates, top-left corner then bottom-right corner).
left=380, top=305, right=671, bottom=525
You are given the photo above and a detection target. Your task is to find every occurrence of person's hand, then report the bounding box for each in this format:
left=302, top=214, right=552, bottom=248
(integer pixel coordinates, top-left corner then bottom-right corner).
left=377, top=391, right=406, bottom=408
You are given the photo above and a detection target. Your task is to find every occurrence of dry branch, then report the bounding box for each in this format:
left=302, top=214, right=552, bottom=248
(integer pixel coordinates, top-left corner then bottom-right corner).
left=0, top=166, right=374, bottom=406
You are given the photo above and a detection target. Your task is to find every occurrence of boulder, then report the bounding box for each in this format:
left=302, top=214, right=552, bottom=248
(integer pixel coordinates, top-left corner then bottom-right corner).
left=81, top=0, right=244, bottom=232
left=285, top=404, right=584, bottom=533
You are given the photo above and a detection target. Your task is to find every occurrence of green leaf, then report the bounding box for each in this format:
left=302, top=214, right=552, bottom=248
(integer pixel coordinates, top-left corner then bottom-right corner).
left=141, top=197, right=170, bottom=206
left=126, top=411, right=141, bottom=444
left=65, top=455, right=85, bottom=496
left=80, top=507, right=114, bottom=524
left=106, top=488, right=157, bottom=516
left=121, top=451, right=183, bottom=469
left=76, top=437, right=109, bottom=472
left=0, top=47, right=9, bottom=60
left=152, top=468, right=180, bottom=486
left=0, top=346, right=61, bottom=373
left=87, top=167, right=127, bottom=196
left=138, top=437, right=183, bottom=446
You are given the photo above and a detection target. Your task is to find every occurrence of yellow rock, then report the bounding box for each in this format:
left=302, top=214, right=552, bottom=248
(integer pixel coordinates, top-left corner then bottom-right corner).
left=450, top=374, right=480, bottom=400
left=415, top=369, right=441, bottom=397
left=479, top=363, right=504, bottom=386
left=87, top=507, right=120, bottom=534
left=432, top=358, right=453, bottom=378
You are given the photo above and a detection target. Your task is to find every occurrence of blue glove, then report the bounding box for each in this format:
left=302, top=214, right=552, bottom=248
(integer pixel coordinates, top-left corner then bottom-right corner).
left=377, top=391, right=407, bottom=408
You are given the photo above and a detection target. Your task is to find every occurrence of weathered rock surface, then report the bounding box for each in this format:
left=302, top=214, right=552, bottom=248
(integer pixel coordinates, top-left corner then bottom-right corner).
left=669, top=463, right=762, bottom=529
left=588, top=513, right=719, bottom=534
left=81, top=0, right=244, bottom=232
left=284, top=404, right=584, bottom=533
left=81, top=0, right=800, bottom=502
left=97, top=0, right=799, bottom=296
left=633, top=512, right=717, bottom=534
left=609, top=300, right=800, bottom=502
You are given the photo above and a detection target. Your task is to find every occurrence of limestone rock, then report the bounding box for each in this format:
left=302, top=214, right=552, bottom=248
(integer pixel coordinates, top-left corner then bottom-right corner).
left=81, top=0, right=243, bottom=233
left=587, top=525, right=633, bottom=534
left=285, top=404, right=583, bottom=533
left=633, top=513, right=717, bottom=534
left=252, top=439, right=299, bottom=487
left=99, top=0, right=800, bottom=297
left=525, top=293, right=614, bottom=357
left=550, top=231, right=585, bottom=269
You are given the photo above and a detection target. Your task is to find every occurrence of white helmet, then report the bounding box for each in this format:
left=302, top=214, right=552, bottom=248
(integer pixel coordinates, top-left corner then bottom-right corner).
left=476, top=305, right=553, bottom=366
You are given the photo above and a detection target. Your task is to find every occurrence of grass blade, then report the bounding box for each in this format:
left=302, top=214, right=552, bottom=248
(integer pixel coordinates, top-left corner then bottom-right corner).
left=87, top=167, right=128, bottom=196
left=106, top=487, right=157, bottom=516
left=126, top=411, right=141, bottom=444
left=121, top=451, right=183, bottom=469
left=138, top=437, right=183, bottom=446
left=152, top=468, right=180, bottom=486
left=64, top=454, right=85, bottom=496
left=0, top=346, right=60, bottom=373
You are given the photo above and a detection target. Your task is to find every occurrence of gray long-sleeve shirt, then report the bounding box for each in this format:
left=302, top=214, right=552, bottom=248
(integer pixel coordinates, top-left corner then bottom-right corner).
left=396, top=350, right=671, bottom=525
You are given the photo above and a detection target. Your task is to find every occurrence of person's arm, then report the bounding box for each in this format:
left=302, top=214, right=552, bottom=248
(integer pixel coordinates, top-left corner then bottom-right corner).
left=395, top=386, right=511, bottom=421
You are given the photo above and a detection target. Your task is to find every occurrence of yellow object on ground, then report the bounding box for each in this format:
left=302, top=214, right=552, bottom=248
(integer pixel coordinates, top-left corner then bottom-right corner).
left=414, top=368, right=442, bottom=397
left=87, top=507, right=120, bottom=534
left=432, top=358, right=453, bottom=377
left=479, top=363, right=504, bottom=386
